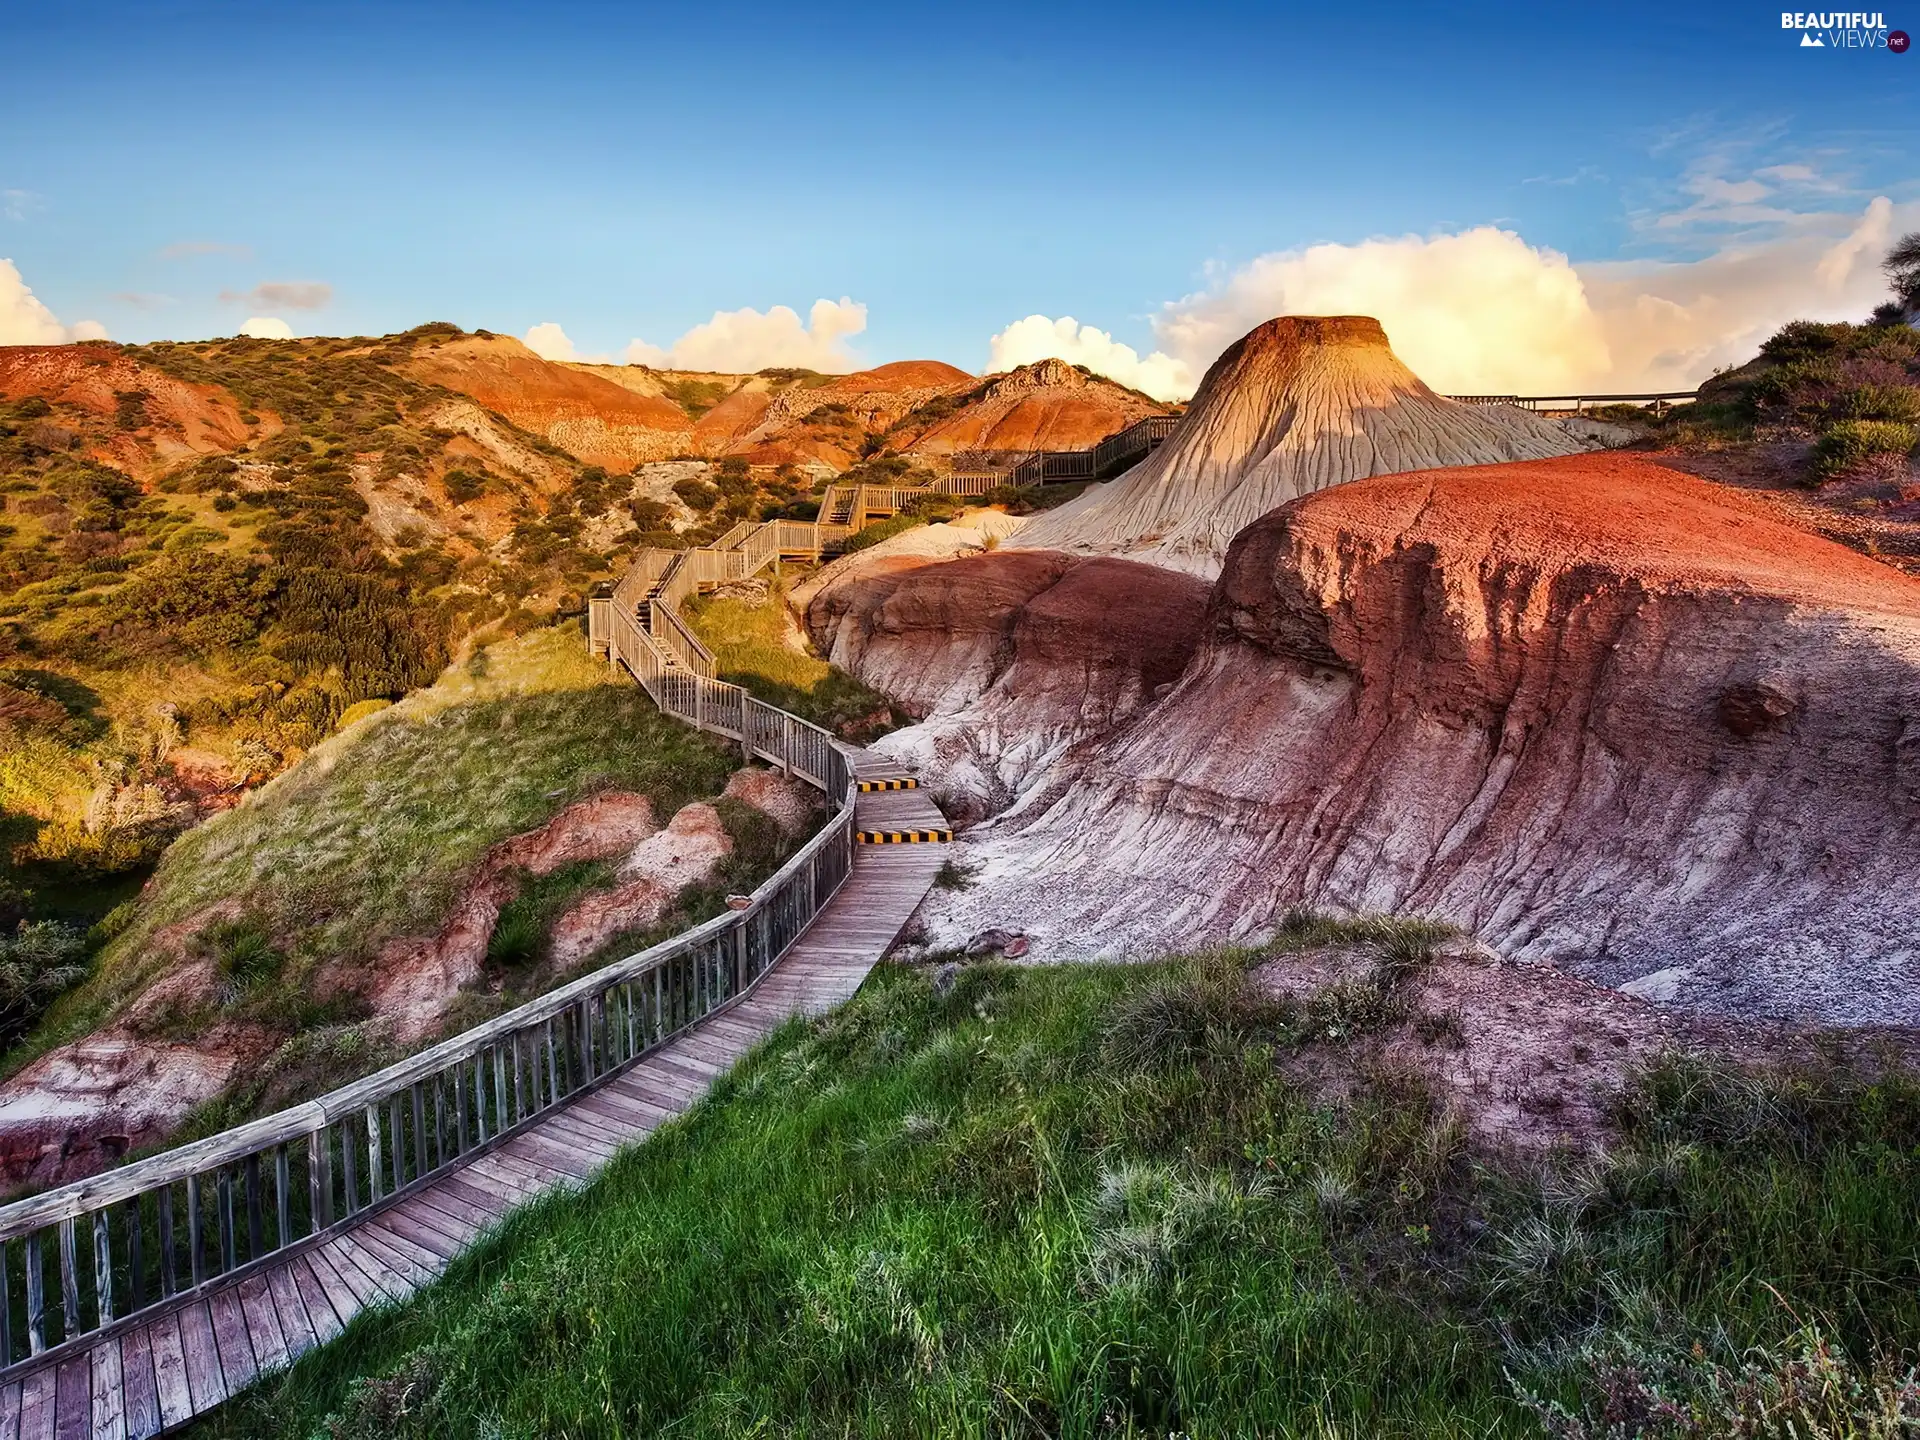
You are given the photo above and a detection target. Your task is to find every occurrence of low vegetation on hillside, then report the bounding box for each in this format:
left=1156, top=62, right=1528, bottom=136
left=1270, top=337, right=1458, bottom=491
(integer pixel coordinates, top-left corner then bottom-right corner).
left=1676, top=318, right=1920, bottom=471
left=0, top=331, right=852, bottom=960
left=683, top=579, right=897, bottom=742
left=198, top=925, right=1920, bottom=1439
left=6, top=627, right=817, bottom=1128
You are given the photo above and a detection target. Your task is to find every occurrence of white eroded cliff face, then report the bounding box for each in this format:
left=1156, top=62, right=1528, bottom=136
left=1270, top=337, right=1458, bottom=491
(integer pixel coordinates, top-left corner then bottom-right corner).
left=1010, top=315, right=1587, bottom=577
left=881, top=454, right=1920, bottom=1027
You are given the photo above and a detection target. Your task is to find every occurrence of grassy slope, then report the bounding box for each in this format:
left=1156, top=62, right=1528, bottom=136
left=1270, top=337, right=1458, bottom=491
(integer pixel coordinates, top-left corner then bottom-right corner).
left=683, top=579, right=897, bottom=742
left=12, top=625, right=742, bottom=1076
left=198, top=940, right=1920, bottom=1439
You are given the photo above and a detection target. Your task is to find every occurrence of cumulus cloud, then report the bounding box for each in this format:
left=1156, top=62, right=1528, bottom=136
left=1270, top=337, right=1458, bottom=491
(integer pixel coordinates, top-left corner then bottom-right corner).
left=1016, top=193, right=1914, bottom=401
left=238, top=316, right=294, bottom=339
left=987, top=316, right=1193, bottom=401
left=221, top=281, right=331, bottom=310
left=624, top=297, right=867, bottom=372
left=523, top=321, right=603, bottom=363
left=0, top=258, right=107, bottom=344
left=1152, top=226, right=1612, bottom=396
left=1580, top=197, right=1906, bottom=390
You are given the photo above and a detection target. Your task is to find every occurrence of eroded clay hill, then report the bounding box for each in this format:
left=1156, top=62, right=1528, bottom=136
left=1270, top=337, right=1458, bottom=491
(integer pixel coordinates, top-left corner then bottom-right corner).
left=808, top=548, right=1208, bottom=819
left=403, top=335, right=698, bottom=470
left=407, top=339, right=1174, bottom=473
left=837, top=453, right=1920, bottom=1027
left=0, top=344, right=257, bottom=478
left=1012, top=316, right=1586, bottom=577
left=902, top=357, right=1173, bottom=460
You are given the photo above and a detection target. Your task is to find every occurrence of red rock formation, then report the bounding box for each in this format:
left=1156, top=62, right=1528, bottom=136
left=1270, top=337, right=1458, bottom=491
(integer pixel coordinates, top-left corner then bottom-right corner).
left=892, top=454, right=1920, bottom=1025
left=808, top=550, right=1209, bottom=818
left=404, top=336, right=693, bottom=470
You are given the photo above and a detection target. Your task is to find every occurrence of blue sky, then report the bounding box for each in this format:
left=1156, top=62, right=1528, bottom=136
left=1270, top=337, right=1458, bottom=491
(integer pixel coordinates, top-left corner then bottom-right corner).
left=2, top=0, right=1915, bottom=390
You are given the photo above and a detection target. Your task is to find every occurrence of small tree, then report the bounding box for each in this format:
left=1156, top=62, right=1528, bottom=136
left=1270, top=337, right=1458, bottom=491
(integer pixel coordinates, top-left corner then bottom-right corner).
left=1886, top=231, right=1920, bottom=314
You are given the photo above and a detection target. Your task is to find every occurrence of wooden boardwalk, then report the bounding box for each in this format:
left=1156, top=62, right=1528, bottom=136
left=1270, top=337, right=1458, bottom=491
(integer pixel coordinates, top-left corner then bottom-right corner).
left=0, top=750, right=946, bottom=1440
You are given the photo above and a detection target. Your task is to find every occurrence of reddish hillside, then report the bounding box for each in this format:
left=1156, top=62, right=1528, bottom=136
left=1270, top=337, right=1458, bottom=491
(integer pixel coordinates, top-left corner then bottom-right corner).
left=901, top=358, right=1173, bottom=460
left=822, top=452, right=1920, bottom=1025
left=404, top=336, right=693, bottom=469
left=729, top=361, right=977, bottom=469
left=0, top=344, right=256, bottom=478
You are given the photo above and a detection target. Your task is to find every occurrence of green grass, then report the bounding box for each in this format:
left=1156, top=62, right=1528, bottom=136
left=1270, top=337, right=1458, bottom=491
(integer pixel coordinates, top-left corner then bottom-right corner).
left=194, top=935, right=1920, bottom=1439
left=11, top=625, right=743, bottom=1073
left=683, top=581, right=898, bottom=742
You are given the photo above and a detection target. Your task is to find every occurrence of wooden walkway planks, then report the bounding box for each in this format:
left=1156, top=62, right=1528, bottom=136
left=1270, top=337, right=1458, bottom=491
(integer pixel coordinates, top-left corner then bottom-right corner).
left=13, top=748, right=944, bottom=1438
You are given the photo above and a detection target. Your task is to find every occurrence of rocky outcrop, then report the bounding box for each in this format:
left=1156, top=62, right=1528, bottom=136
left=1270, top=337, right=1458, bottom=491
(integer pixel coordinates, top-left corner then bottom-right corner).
left=0, top=344, right=257, bottom=478
left=808, top=550, right=1209, bottom=819
left=900, top=358, right=1174, bottom=460
left=404, top=337, right=695, bottom=470
left=0, top=1033, right=261, bottom=1192
left=1011, top=315, right=1587, bottom=577
left=910, top=453, right=1920, bottom=1027
left=545, top=804, right=735, bottom=968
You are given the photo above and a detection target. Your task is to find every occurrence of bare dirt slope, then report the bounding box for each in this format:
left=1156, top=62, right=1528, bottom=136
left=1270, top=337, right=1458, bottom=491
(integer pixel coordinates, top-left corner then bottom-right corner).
left=1011, top=316, right=1587, bottom=576
left=403, top=335, right=695, bottom=469
left=871, top=453, right=1920, bottom=1027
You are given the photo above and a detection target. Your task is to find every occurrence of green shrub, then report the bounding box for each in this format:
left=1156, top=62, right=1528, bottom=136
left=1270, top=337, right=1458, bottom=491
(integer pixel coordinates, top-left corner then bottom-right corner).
left=0, top=921, right=87, bottom=1049
left=189, top=914, right=284, bottom=1003
left=442, top=469, right=488, bottom=504
left=673, top=477, right=720, bottom=512
left=336, top=698, right=393, bottom=730
left=486, top=862, right=611, bottom=970
left=1809, top=419, right=1919, bottom=480
left=1833, top=383, right=1920, bottom=423
left=838, top=513, right=923, bottom=554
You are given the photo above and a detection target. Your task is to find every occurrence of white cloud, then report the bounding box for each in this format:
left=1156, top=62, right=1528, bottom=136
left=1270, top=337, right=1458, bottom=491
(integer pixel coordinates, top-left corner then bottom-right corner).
left=1153, top=226, right=1613, bottom=397
left=1019, top=195, right=1913, bottom=401
left=623, top=297, right=867, bottom=372
left=0, top=258, right=107, bottom=344
left=239, top=316, right=294, bottom=339
left=986, top=316, right=1193, bottom=402
left=524, top=321, right=592, bottom=362
left=3, top=190, right=42, bottom=223
left=1581, top=196, right=1907, bottom=389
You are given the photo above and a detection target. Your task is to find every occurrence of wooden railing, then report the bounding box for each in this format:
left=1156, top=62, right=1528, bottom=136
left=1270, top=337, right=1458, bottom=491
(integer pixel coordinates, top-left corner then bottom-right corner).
left=1445, top=390, right=1699, bottom=413
left=1006, top=413, right=1180, bottom=488
left=0, top=598, right=863, bottom=1382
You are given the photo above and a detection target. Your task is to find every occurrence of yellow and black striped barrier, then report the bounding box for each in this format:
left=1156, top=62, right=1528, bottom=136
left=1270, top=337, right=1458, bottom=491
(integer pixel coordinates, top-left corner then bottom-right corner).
left=857, top=778, right=919, bottom=792
left=856, top=828, right=952, bottom=844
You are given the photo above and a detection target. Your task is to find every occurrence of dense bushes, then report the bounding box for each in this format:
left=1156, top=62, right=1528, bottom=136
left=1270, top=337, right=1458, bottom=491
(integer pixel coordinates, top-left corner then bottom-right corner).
left=1811, top=419, right=1920, bottom=478
left=0, top=920, right=86, bottom=1050
left=1688, top=320, right=1920, bottom=482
